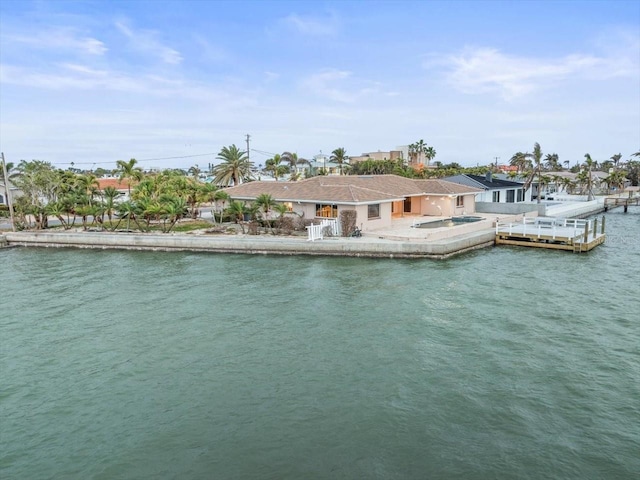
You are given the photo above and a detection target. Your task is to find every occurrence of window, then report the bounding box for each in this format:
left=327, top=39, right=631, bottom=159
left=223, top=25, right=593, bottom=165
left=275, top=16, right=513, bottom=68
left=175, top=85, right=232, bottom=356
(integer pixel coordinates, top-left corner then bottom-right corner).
left=506, top=189, right=515, bottom=203
left=492, top=191, right=500, bottom=202
left=456, top=196, right=464, bottom=207
left=404, top=197, right=412, bottom=213
left=517, top=189, right=524, bottom=202
left=368, top=204, right=380, bottom=219
left=315, top=204, right=338, bottom=218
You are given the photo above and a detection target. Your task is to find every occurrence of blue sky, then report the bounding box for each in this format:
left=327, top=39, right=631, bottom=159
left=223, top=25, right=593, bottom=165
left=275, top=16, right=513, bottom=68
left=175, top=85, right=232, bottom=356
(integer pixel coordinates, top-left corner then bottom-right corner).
left=1, top=0, right=639, bottom=170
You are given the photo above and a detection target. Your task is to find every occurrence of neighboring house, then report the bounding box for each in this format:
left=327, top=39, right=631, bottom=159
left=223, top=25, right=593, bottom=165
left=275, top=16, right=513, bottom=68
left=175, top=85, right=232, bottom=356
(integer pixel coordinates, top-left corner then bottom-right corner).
left=443, top=173, right=532, bottom=203
left=309, top=153, right=341, bottom=175
left=0, top=180, right=21, bottom=206
left=96, top=178, right=136, bottom=201
left=223, top=174, right=482, bottom=232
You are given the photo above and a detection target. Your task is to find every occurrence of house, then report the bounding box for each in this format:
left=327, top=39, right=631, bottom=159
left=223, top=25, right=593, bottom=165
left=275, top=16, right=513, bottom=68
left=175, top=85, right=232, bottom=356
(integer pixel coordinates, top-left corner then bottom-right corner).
left=0, top=180, right=21, bottom=206
left=222, top=174, right=482, bottom=232
left=443, top=172, right=532, bottom=203
left=96, top=178, right=137, bottom=201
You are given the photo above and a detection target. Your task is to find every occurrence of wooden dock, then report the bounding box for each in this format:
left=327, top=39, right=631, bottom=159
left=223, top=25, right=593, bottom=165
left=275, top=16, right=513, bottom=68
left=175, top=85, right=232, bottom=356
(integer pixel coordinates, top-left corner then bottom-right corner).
left=604, top=195, right=640, bottom=213
left=495, top=217, right=605, bottom=253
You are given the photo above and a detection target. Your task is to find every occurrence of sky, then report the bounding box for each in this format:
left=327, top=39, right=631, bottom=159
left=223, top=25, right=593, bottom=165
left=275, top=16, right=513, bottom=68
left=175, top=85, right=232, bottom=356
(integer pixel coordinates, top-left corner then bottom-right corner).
left=1, top=0, right=639, bottom=171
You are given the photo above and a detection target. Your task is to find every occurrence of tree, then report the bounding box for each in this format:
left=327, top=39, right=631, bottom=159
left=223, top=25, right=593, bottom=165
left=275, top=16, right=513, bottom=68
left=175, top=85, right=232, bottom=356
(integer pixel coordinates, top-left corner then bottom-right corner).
left=265, top=154, right=289, bottom=181
left=583, top=154, right=597, bottom=200
left=225, top=200, right=248, bottom=233
left=101, top=186, right=123, bottom=225
left=544, top=153, right=561, bottom=171
left=12, top=160, right=61, bottom=229
left=330, top=148, right=349, bottom=175
left=626, top=160, right=640, bottom=186
left=424, top=146, right=436, bottom=167
left=116, top=158, right=143, bottom=197
left=603, top=170, right=626, bottom=194
left=611, top=153, right=622, bottom=169
left=254, top=193, right=276, bottom=233
left=511, top=143, right=543, bottom=203
left=281, top=151, right=310, bottom=179
left=213, top=190, right=230, bottom=223
left=0, top=158, right=18, bottom=231
left=212, top=145, right=254, bottom=186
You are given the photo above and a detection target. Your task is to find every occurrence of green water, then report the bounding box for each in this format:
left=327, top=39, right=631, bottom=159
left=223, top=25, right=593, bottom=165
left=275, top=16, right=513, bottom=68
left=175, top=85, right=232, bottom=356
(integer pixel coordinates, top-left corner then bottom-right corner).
left=1, top=211, right=639, bottom=479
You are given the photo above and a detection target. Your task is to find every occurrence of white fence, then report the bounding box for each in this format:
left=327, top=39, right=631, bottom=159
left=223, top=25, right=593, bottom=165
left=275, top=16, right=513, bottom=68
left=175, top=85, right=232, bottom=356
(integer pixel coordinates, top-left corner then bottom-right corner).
left=306, top=218, right=341, bottom=241
left=496, top=216, right=593, bottom=241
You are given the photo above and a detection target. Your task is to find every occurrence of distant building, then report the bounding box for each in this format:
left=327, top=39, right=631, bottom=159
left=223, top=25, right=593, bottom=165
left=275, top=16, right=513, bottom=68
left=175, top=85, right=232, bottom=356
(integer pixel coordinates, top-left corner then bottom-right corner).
left=349, top=150, right=404, bottom=164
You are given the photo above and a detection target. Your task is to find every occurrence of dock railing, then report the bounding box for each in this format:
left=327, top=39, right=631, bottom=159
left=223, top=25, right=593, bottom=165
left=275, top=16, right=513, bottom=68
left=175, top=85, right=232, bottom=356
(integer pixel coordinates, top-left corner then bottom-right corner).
left=496, top=217, right=592, bottom=242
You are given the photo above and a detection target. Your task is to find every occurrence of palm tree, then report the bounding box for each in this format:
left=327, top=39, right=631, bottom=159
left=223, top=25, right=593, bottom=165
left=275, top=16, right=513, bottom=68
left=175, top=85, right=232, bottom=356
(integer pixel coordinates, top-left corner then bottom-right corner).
left=0, top=158, right=18, bottom=231
left=255, top=193, right=276, bottom=233
left=116, top=158, right=143, bottom=197
left=603, top=170, right=626, bottom=194
left=225, top=200, right=248, bottom=233
left=583, top=154, right=597, bottom=201
left=330, top=148, right=349, bottom=175
left=544, top=153, right=561, bottom=171
left=101, top=186, right=123, bottom=225
left=265, top=154, right=289, bottom=181
left=611, top=153, right=622, bottom=169
left=76, top=173, right=100, bottom=206
left=424, top=146, right=436, bottom=167
left=212, top=145, right=254, bottom=186
left=213, top=189, right=230, bottom=223
left=281, top=151, right=310, bottom=178
left=510, top=152, right=531, bottom=173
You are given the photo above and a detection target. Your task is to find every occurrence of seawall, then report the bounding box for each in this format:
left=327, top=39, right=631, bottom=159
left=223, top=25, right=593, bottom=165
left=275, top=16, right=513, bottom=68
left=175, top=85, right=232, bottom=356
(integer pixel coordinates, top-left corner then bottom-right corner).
left=3, top=230, right=497, bottom=259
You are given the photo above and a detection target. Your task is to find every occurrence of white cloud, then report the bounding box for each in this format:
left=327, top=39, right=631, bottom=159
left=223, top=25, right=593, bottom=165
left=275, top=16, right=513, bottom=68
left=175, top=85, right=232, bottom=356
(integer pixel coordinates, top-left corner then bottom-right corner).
left=115, top=21, right=182, bottom=64
left=442, top=47, right=604, bottom=99
left=301, top=69, right=391, bottom=103
left=4, top=28, right=107, bottom=55
left=437, top=44, right=639, bottom=100
left=281, top=13, right=339, bottom=36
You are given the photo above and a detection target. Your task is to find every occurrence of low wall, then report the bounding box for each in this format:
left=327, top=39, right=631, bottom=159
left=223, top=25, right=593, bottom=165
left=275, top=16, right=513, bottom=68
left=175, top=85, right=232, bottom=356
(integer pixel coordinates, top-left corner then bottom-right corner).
left=545, top=199, right=605, bottom=219
left=476, top=202, right=543, bottom=215
left=4, top=230, right=497, bottom=259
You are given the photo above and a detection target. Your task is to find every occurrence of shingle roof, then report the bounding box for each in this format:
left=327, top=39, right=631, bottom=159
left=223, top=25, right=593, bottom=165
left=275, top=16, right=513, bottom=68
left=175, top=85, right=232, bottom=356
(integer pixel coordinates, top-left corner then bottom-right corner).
left=444, top=174, right=524, bottom=190
left=224, top=175, right=481, bottom=204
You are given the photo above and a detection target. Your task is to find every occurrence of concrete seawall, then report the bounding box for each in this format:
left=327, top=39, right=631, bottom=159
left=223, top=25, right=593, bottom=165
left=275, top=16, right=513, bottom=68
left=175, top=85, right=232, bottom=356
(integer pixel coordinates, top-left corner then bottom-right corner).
left=4, top=230, right=497, bottom=259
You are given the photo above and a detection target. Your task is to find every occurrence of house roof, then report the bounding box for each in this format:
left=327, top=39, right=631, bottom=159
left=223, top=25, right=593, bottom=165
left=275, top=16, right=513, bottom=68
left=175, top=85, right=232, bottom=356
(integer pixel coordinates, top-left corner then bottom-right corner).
left=223, top=174, right=481, bottom=204
left=96, top=178, right=136, bottom=190
left=444, top=174, right=524, bottom=190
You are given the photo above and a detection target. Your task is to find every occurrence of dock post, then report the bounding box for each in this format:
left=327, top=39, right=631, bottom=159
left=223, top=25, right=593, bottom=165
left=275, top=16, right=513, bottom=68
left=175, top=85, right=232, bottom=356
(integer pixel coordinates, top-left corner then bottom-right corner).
left=601, top=216, right=605, bottom=235
left=583, top=222, right=589, bottom=243
left=593, top=218, right=598, bottom=240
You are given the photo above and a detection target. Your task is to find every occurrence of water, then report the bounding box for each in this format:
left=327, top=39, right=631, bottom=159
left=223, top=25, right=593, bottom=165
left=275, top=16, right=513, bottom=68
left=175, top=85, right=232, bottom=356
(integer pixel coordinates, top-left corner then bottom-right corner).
left=1, top=211, right=639, bottom=479
left=415, top=216, right=484, bottom=228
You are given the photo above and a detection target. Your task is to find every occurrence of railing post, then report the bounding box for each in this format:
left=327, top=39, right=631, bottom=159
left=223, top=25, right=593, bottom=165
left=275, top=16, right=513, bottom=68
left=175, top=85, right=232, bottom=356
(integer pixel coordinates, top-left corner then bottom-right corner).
left=583, top=222, right=589, bottom=243
left=593, top=218, right=598, bottom=239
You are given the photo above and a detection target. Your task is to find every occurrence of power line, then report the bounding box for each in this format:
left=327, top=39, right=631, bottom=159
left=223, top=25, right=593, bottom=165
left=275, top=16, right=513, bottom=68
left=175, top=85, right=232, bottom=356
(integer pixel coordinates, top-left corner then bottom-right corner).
left=54, top=152, right=217, bottom=166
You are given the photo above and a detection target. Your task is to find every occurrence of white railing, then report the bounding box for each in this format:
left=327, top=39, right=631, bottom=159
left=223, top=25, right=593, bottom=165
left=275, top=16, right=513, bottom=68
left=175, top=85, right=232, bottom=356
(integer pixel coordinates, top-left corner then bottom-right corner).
left=306, top=218, right=341, bottom=241
left=496, top=217, right=592, bottom=240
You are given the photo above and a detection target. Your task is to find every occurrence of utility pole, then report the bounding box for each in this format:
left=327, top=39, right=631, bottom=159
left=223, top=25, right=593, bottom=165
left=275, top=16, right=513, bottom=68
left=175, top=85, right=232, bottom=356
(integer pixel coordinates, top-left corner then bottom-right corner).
left=245, top=134, right=251, bottom=162
left=494, top=156, right=500, bottom=168
left=1, top=152, right=16, bottom=232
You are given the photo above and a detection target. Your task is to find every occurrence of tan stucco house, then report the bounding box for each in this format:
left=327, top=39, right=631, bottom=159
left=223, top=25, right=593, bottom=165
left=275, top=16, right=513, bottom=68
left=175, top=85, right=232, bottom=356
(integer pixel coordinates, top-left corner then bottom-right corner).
left=222, top=175, right=482, bottom=232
